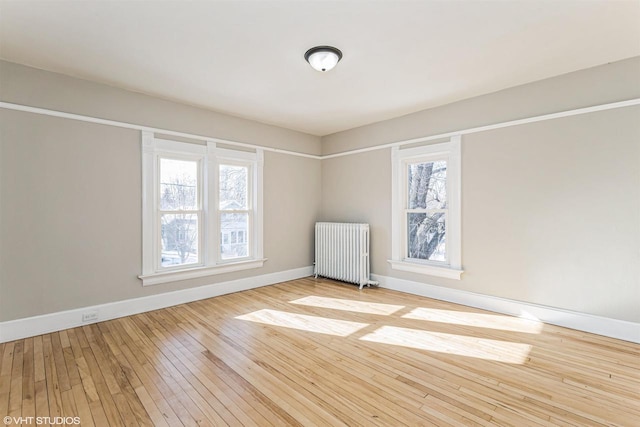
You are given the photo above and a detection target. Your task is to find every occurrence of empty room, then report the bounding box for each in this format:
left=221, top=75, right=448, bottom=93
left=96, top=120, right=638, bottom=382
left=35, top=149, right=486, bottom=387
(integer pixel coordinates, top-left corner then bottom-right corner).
left=1, top=1, right=639, bottom=426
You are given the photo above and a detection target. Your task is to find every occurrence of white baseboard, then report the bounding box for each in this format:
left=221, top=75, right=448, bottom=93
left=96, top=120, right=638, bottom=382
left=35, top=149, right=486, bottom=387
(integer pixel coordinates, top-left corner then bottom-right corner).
left=0, top=266, right=314, bottom=343
left=372, top=274, right=640, bottom=344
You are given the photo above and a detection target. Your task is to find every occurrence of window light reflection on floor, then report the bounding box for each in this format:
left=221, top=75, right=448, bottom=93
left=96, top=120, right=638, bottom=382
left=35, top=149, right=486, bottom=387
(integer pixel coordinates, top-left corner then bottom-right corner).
left=290, top=295, right=405, bottom=316
left=402, top=307, right=543, bottom=334
left=235, top=309, right=369, bottom=336
left=360, top=325, right=532, bottom=364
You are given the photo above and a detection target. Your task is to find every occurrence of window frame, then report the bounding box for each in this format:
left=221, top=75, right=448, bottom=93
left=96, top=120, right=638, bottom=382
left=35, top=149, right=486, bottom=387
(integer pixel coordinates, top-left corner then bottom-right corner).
left=140, top=132, right=264, bottom=286
left=215, top=150, right=258, bottom=264
left=389, top=136, right=463, bottom=279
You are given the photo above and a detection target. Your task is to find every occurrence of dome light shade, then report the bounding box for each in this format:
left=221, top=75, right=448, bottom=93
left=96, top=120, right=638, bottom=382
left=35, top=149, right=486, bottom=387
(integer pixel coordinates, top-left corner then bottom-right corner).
left=304, top=46, right=343, bottom=72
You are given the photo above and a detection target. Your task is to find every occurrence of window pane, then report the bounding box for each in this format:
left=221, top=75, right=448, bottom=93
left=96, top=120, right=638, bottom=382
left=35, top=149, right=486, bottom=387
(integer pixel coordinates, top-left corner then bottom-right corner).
left=220, top=165, right=248, bottom=210
left=161, top=213, right=199, bottom=267
left=407, top=160, right=447, bottom=209
left=407, top=213, right=446, bottom=262
left=160, top=158, right=198, bottom=210
left=220, top=213, right=248, bottom=259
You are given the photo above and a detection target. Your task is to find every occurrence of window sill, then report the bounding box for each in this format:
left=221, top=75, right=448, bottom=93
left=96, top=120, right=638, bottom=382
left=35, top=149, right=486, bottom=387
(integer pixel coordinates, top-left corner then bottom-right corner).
left=139, top=258, right=267, bottom=286
left=388, top=260, right=463, bottom=280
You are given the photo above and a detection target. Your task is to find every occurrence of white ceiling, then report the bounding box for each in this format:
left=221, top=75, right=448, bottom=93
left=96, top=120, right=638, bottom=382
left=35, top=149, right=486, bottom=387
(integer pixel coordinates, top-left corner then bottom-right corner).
left=1, top=1, right=639, bottom=136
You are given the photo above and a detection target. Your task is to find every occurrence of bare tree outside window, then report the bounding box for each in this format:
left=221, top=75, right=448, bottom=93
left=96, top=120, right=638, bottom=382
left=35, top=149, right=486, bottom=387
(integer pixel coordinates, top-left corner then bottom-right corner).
left=219, top=165, right=247, bottom=208
left=407, top=160, right=447, bottom=261
left=160, top=158, right=199, bottom=267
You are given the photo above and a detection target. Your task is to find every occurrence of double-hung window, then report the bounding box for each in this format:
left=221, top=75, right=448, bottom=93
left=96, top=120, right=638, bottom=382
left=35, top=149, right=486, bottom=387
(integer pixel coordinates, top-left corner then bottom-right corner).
left=140, top=132, right=264, bottom=285
left=389, top=136, right=463, bottom=279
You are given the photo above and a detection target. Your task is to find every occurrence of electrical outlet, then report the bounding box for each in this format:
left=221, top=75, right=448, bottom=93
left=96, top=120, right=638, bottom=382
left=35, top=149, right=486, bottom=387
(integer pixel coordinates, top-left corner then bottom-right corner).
left=82, top=311, right=99, bottom=323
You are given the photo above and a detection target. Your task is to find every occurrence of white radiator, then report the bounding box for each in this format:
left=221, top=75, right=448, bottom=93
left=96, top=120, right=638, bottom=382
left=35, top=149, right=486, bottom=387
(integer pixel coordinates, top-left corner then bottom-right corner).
left=314, top=222, right=378, bottom=289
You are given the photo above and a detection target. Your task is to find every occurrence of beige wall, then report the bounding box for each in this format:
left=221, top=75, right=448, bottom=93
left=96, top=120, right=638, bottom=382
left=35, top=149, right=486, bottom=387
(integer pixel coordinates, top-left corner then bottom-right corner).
left=322, top=57, right=640, bottom=155
left=0, top=63, right=322, bottom=321
left=2, top=58, right=639, bottom=324
left=320, top=148, right=393, bottom=275
left=0, top=60, right=321, bottom=156
left=321, top=58, right=640, bottom=323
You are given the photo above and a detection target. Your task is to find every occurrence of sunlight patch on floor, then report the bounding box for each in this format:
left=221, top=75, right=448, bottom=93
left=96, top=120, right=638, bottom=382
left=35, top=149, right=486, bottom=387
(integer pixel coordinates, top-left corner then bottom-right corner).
left=290, top=295, right=405, bottom=315
left=235, top=309, right=369, bottom=336
left=402, top=307, right=543, bottom=334
left=360, top=325, right=532, bottom=364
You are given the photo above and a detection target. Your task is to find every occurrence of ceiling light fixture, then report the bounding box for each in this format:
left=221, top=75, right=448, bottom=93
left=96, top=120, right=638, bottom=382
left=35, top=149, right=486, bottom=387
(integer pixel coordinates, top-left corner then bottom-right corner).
left=304, top=46, right=342, bottom=72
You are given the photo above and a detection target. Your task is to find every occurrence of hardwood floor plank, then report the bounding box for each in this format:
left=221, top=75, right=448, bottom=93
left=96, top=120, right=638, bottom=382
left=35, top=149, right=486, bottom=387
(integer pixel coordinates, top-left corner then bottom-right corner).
left=75, top=357, right=99, bottom=404
left=177, top=312, right=348, bottom=426
left=115, top=318, right=201, bottom=427
left=164, top=319, right=299, bottom=427
left=50, top=333, right=71, bottom=393
left=71, top=383, right=94, bottom=427
left=33, top=336, right=46, bottom=384
left=0, top=342, right=15, bottom=418
left=86, top=325, right=122, bottom=396
left=33, top=380, right=50, bottom=427
left=0, top=342, right=14, bottom=377
left=111, top=392, right=141, bottom=427
left=60, top=388, right=77, bottom=419
left=21, top=337, right=35, bottom=419
left=92, top=324, right=153, bottom=427
left=124, top=316, right=225, bottom=426
left=79, top=337, right=125, bottom=427
left=174, top=304, right=380, bottom=425
left=224, top=286, right=496, bottom=424
left=63, top=346, right=81, bottom=389
left=187, top=298, right=424, bottom=425
left=1, top=277, right=638, bottom=426
left=87, top=400, right=110, bottom=427
left=108, top=320, right=185, bottom=427
left=139, top=312, right=264, bottom=426
left=8, top=341, right=23, bottom=419
left=132, top=385, right=170, bottom=427
left=42, top=334, right=63, bottom=420
left=66, top=329, right=85, bottom=361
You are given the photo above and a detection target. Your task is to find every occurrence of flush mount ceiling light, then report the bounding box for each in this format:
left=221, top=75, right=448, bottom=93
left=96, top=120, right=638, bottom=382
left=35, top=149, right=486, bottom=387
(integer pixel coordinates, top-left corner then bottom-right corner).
left=304, top=46, right=343, bottom=72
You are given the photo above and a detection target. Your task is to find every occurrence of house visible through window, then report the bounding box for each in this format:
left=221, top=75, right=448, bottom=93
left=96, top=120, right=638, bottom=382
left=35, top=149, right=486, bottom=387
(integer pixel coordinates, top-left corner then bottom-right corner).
left=140, top=132, right=264, bottom=286
left=219, top=163, right=250, bottom=260
left=390, top=136, right=463, bottom=279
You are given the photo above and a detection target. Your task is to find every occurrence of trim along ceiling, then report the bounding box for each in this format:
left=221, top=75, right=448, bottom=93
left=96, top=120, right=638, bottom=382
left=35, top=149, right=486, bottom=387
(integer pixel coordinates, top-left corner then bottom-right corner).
left=0, top=0, right=639, bottom=136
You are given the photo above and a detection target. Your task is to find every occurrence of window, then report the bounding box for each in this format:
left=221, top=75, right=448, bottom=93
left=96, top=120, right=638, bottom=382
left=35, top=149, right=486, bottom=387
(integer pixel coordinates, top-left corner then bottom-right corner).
left=219, top=163, right=249, bottom=260
left=159, top=157, right=201, bottom=268
left=389, top=136, right=463, bottom=279
left=140, top=132, right=264, bottom=285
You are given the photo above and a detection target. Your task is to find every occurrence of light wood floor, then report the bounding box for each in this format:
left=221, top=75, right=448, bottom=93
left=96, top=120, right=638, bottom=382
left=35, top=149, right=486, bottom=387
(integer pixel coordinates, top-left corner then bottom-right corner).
left=1, top=277, right=639, bottom=426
